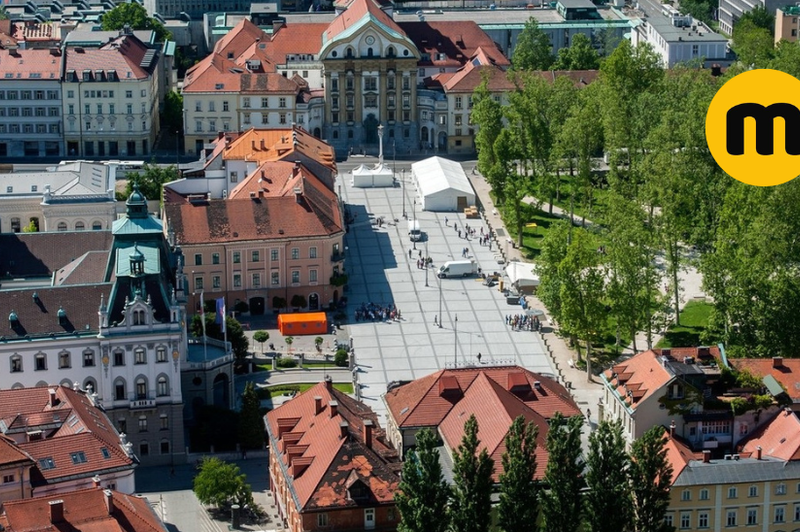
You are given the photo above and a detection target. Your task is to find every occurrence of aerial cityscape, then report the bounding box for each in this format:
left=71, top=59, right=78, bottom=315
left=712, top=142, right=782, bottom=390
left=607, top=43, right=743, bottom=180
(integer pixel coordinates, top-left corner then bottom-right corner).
left=0, top=0, right=799, bottom=529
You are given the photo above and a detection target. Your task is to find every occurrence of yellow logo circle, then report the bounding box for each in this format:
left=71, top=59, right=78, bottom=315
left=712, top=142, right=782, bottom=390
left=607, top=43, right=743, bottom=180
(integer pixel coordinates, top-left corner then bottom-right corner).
left=705, top=69, right=800, bottom=187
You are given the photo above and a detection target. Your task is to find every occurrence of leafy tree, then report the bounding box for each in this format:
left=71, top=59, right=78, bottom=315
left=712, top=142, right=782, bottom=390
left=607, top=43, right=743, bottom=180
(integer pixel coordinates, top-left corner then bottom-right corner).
left=553, top=34, right=600, bottom=71
left=191, top=313, right=250, bottom=360
left=732, top=18, right=774, bottom=67
left=238, top=382, right=265, bottom=450
left=472, top=77, right=508, bottom=204
left=676, top=0, right=715, bottom=25
left=629, top=426, right=674, bottom=532
left=449, top=414, right=494, bottom=532
left=117, top=163, right=178, bottom=203
left=536, top=220, right=571, bottom=328
left=585, top=420, right=632, bottom=532
left=101, top=2, right=171, bottom=42
left=334, top=348, right=348, bottom=367
left=21, top=220, right=38, bottom=233
left=395, top=428, right=451, bottom=532
left=512, top=18, right=554, bottom=71
left=284, top=336, right=294, bottom=353
left=193, top=457, right=255, bottom=509
left=314, top=336, right=324, bottom=351
left=497, top=415, right=539, bottom=532
left=539, top=413, right=584, bottom=532
left=272, top=296, right=287, bottom=311
left=253, top=330, right=269, bottom=354
left=291, top=294, right=307, bottom=309
left=0, top=5, right=8, bottom=20
left=738, top=5, right=774, bottom=30
left=162, top=90, right=184, bottom=134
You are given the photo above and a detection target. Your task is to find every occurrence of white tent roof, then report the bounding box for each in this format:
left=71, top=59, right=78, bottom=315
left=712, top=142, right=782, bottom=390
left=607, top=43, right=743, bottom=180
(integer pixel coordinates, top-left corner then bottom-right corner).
left=505, top=261, right=540, bottom=287
left=412, top=157, right=474, bottom=197
left=352, top=163, right=393, bottom=176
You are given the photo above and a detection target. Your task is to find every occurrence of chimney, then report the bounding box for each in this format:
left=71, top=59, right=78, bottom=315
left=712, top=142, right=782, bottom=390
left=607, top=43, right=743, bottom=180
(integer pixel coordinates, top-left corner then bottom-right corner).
left=325, top=374, right=333, bottom=390
left=273, top=19, right=284, bottom=32
left=702, top=450, right=711, bottom=463
left=314, top=396, right=323, bottom=415
left=669, top=420, right=676, bottom=439
left=258, top=190, right=264, bottom=198
left=92, top=475, right=101, bottom=488
left=363, top=419, right=373, bottom=448
left=339, top=420, right=348, bottom=439
left=48, top=500, right=65, bottom=524
left=756, top=446, right=762, bottom=460
left=260, top=138, right=266, bottom=150
left=329, top=401, right=338, bottom=418
left=293, top=187, right=302, bottom=203
left=49, top=388, right=58, bottom=407
left=773, top=357, right=783, bottom=368
left=104, top=489, right=114, bottom=515
left=251, top=139, right=257, bottom=151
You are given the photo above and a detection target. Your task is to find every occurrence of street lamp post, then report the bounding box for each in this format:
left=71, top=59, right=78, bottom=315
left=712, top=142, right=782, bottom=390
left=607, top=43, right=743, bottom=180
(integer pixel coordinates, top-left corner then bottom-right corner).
left=454, top=315, right=458, bottom=366
left=425, top=239, right=429, bottom=287
left=438, top=272, right=443, bottom=328
left=402, top=168, right=406, bottom=219
left=412, top=199, right=417, bottom=250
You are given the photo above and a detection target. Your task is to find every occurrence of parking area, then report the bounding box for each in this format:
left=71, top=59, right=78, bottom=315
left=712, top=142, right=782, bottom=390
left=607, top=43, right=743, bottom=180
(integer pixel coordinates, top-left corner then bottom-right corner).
left=337, top=157, right=555, bottom=420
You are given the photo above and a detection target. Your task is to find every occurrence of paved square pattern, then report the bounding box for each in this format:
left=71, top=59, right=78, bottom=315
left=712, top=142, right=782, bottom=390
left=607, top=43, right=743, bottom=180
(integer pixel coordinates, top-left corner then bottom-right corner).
left=338, top=160, right=555, bottom=420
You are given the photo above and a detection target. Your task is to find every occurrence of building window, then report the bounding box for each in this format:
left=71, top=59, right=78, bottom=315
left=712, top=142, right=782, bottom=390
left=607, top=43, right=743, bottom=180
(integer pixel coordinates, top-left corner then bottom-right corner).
left=213, top=276, right=221, bottom=289
left=136, top=378, right=147, bottom=400
left=291, top=248, right=300, bottom=260
left=365, top=94, right=378, bottom=107
left=726, top=510, right=737, bottom=527
left=665, top=515, right=673, bottom=527
left=364, top=77, right=377, bottom=91
left=139, top=442, right=149, bottom=456
left=160, top=415, right=169, bottom=430
left=699, top=489, right=709, bottom=500
left=309, top=247, right=317, bottom=259
left=195, top=254, right=203, bottom=266
left=747, top=508, right=757, bottom=525
left=279, top=97, right=287, bottom=108
left=728, top=487, right=737, bottom=499
left=292, top=271, right=300, bottom=284
left=157, top=347, right=167, bottom=363
left=135, top=348, right=146, bottom=364
left=252, top=250, right=260, bottom=262
left=681, top=490, right=691, bottom=501
left=233, top=251, right=241, bottom=264
left=252, top=273, right=261, bottom=288
left=455, top=96, right=463, bottom=109
left=3, top=475, right=15, bottom=483
left=70, top=451, right=87, bottom=464
left=365, top=508, right=375, bottom=529
left=114, top=350, right=125, bottom=366
left=794, top=503, right=800, bottom=521
left=243, top=97, right=251, bottom=108
left=748, top=485, right=757, bottom=497
left=230, top=171, right=238, bottom=183
left=317, top=514, right=328, bottom=527
left=195, top=277, right=204, bottom=290
left=160, top=441, right=170, bottom=454
left=35, top=354, right=46, bottom=371
left=775, top=506, right=785, bottom=523
left=272, top=272, right=279, bottom=285
left=59, top=351, right=71, bottom=369
left=776, top=483, right=787, bottom=495
left=280, top=113, right=287, bottom=124
left=223, top=101, right=229, bottom=112
left=680, top=512, right=690, bottom=529
left=115, top=379, right=126, bottom=400
left=233, top=274, right=242, bottom=287
left=10, top=355, right=22, bottom=373
left=698, top=512, right=708, bottom=528
left=309, top=269, right=317, bottom=283
left=157, top=376, right=169, bottom=396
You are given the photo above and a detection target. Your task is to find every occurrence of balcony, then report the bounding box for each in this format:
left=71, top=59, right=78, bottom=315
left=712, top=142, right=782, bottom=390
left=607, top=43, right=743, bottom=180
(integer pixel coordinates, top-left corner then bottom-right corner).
left=130, top=399, right=156, bottom=409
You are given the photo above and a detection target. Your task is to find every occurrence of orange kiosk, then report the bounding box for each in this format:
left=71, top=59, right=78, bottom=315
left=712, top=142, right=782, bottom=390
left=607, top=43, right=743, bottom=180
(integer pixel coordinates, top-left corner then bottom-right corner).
left=277, top=312, right=328, bottom=336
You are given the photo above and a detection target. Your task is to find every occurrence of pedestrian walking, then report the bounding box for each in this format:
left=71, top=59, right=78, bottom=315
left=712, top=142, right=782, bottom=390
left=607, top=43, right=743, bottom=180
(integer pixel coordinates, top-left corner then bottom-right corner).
left=419, top=249, right=423, bottom=259
left=434, top=315, right=438, bottom=326
left=458, top=229, right=462, bottom=238
left=409, top=248, right=412, bottom=259
left=445, top=216, right=449, bottom=226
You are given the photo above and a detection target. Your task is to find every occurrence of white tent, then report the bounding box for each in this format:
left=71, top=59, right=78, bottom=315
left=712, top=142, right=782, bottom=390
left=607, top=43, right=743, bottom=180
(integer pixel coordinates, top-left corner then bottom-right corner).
left=411, top=157, right=476, bottom=212
left=351, top=163, right=394, bottom=188
left=505, top=261, right=540, bottom=293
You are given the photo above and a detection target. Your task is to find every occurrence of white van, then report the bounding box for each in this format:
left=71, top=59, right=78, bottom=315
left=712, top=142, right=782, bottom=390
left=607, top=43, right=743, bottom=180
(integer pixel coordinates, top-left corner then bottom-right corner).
left=408, top=220, right=422, bottom=242
left=438, top=260, right=478, bottom=278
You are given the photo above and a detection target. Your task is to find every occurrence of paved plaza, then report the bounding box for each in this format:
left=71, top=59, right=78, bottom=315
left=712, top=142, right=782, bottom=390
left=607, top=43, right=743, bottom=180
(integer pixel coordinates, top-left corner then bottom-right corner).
left=337, top=158, right=555, bottom=420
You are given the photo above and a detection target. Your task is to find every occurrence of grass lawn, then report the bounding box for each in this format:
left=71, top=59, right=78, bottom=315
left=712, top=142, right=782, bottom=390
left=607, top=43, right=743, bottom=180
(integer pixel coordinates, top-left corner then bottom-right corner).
left=508, top=208, right=566, bottom=259
left=255, top=358, right=339, bottom=371
left=656, top=300, right=714, bottom=348
left=257, top=382, right=354, bottom=400
left=539, top=175, right=613, bottom=225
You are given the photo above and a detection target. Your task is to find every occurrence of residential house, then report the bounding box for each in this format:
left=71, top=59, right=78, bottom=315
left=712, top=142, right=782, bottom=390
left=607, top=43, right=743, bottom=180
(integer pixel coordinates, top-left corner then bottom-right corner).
left=62, top=31, right=161, bottom=158
left=0, top=47, right=64, bottom=159
left=665, top=408, right=800, bottom=531
left=0, top=385, right=137, bottom=499
left=382, top=365, right=580, bottom=460
left=775, top=5, right=800, bottom=43
left=265, top=379, right=401, bottom=532
left=728, top=356, right=800, bottom=411
left=0, top=161, right=117, bottom=233
left=0, top=486, right=167, bottom=532
left=0, top=189, right=194, bottom=465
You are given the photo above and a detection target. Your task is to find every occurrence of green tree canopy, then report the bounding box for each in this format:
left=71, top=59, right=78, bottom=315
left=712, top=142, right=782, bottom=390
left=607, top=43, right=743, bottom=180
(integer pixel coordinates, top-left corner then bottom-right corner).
left=553, top=33, right=600, bottom=71
left=162, top=90, right=184, bottom=134
left=253, top=330, right=269, bottom=354
left=738, top=5, right=775, bottom=30
left=238, top=382, right=265, bottom=450
left=629, top=426, right=673, bottom=532
left=585, top=420, right=632, bottom=532
left=512, top=18, right=554, bottom=71
left=191, top=313, right=250, bottom=360
left=732, top=18, right=775, bottom=67
left=117, top=163, right=178, bottom=203
left=101, top=2, right=171, bottom=42
left=395, top=428, right=451, bottom=532
left=539, top=413, right=584, bottom=532
left=449, top=415, right=494, bottom=532
left=497, top=415, right=539, bottom=532
left=193, top=457, right=255, bottom=509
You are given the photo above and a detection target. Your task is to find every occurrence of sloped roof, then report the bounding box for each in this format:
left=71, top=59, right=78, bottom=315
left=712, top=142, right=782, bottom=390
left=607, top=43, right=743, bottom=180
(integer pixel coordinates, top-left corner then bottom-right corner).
left=221, top=127, right=336, bottom=172
left=214, top=18, right=270, bottom=60
left=228, top=161, right=305, bottom=199
left=412, top=156, right=475, bottom=197
left=384, top=366, right=580, bottom=430
left=0, top=435, right=33, bottom=468
left=0, top=487, right=165, bottom=532
left=664, top=431, right=702, bottom=482
left=740, top=409, right=800, bottom=461
left=265, top=381, right=400, bottom=511
left=731, top=358, right=800, bottom=402
left=182, top=53, right=243, bottom=93
left=0, top=47, right=61, bottom=81
left=603, top=350, right=675, bottom=411
left=0, top=231, right=112, bottom=278
left=400, top=21, right=509, bottom=68
left=65, top=34, right=157, bottom=81
left=438, top=373, right=550, bottom=481
left=324, top=0, right=406, bottom=44
left=266, top=23, right=328, bottom=64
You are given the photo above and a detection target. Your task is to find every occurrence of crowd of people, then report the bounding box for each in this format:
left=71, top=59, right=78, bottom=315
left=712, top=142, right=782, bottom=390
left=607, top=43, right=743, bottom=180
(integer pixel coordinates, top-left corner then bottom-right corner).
left=354, top=302, right=402, bottom=322
left=505, top=313, right=541, bottom=331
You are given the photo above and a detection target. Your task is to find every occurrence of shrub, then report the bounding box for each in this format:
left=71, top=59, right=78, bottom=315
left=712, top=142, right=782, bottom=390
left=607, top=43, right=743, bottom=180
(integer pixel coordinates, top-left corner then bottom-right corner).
left=276, top=357, right=298, bottom=369
left=334, top=348, right=348, bottom=367
left=234, top=300, right=250, bottom=313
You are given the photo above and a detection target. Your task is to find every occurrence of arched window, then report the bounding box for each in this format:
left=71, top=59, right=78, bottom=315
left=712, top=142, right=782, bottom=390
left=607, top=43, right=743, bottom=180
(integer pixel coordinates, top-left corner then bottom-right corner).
left=367, top=47, right=374, bottom=57
left=75, top=221, right=85, bottom=231
left=133, top=310, right=145, bottom=325
left=135, top=377, right=147, bottom=400
left=10, top=354, right=22, bottom=373
left=139, top=441, right=149, bottom=456
left=83, top=377, right=97, bottom=394
left=346, top=47, right=353, bottom=58
left=157, top=375, right=169, bottom=397
left=387, top=46, right=396, bottom=57
left=134, top=347, right=146, bottom=364
left=114, top=378, right=126, bottom=401
left=11, top=217, right=21, bottom=233
left=12, top=382, right=24, bottom=390
left=92, top=220, right=102, bottom=230
left=59, top=378, right=72, bottom=388
left=57, top=222, right=68, bottom=231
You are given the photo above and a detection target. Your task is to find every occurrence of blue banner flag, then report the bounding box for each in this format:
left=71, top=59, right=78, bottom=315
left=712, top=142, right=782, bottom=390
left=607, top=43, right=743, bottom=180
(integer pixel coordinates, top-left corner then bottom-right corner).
left=215, top=297, right=226, bottom=334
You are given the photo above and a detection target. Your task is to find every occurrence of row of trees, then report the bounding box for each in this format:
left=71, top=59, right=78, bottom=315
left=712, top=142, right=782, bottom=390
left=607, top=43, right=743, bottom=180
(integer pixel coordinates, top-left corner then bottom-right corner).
left=397, top=414, right=673, bottom=532
left=474, top=27, right=800, bottom=359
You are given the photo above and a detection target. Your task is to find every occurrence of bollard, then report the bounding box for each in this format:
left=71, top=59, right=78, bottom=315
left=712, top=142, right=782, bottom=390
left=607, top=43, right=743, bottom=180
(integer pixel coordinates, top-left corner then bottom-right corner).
left=231, top=504, right=241, bottom=529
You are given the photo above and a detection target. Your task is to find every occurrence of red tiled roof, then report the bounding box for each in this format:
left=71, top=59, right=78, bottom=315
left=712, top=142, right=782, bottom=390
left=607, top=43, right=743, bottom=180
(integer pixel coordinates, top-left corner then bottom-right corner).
left=65, top=35, right=156, bottom=81
left=214, top=18, right=269, bottom=60
left=325, top=0, right=405, bottom=42
left=240, top=71, right=300, bottom=94
left=400, top=21, right=509, bottom=68
left=731, top=358, right=800, bottom=401
left=0, top=231, right=113, bottom=278
left=603, top=350, right=675, bottom=410
left=221, top=127, right=337, bottom=172
left=663, top=431, right=701, bottom=483
left=740, top=409, right=800, bottom=461
left=0, top=387, right=134, bottom=487
left=228, top=161, right=303, bottom=199
left=267, top=23, right=328, bottom=64
left=0, top=487, right=165, bottom=532
left=0, top=47, right=61, bottom=80
left=384, top=366, right=580, bottom=429
left=183, top=54, right=242, bottom=93
left=0, top=435, right=33, bottom=468
left=438, top=373, right=550, bottom=481
left=265, top=381, right=400, bottom=511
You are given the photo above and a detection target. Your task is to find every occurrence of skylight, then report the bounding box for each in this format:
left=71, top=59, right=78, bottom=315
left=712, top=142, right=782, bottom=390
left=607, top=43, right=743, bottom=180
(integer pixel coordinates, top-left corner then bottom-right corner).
left=39, top=457, right=55, bottom=470
left=70, top=451, right=87, bottom=464
left=101, top=447, right=111, bottom=459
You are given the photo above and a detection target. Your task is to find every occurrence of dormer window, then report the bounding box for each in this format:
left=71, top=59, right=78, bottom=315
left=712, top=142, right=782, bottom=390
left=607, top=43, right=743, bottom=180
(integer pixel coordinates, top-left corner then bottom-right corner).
left=9, top=310, right=19, bottom=328
left=347, top=479, right=370, bottom=501
left=57, top=306, right=67, bottom=326
left=133, top=309, right=146, bottom=326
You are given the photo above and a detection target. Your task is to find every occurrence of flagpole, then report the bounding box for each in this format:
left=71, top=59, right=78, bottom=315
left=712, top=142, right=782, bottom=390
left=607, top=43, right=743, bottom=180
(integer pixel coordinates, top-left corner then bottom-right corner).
left=223, top=297, right=228, bottom=358
left=200, top=290, right=207, bottom=363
